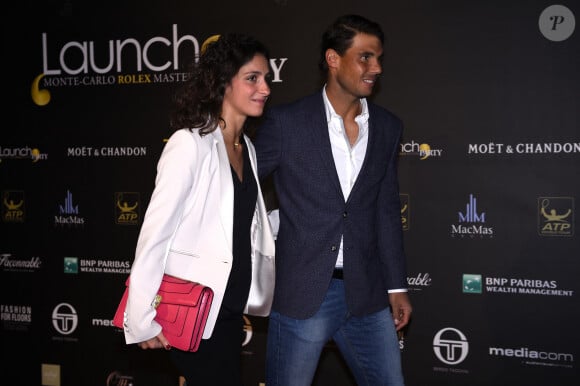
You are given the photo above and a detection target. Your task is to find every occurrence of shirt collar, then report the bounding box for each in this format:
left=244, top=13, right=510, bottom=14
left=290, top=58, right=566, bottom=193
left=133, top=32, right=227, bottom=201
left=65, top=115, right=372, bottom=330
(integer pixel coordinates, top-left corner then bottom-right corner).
left=322, top=85, right=370, bottom=127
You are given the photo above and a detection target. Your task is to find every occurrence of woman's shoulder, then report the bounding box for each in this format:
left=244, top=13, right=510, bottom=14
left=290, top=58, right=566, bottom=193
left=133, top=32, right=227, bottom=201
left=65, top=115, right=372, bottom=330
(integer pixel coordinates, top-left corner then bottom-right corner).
left=167, top=128, right=215, bottom=145
left=168, top=128, right=197, bottom=140
left=161, top=128, right=216, bottom=161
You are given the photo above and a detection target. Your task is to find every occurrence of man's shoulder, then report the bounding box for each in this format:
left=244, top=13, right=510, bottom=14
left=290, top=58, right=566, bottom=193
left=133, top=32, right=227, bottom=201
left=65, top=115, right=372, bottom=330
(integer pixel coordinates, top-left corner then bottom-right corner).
left=368, top=100, right=400, bottom=119
left=367, top=101, right=403, bottom=127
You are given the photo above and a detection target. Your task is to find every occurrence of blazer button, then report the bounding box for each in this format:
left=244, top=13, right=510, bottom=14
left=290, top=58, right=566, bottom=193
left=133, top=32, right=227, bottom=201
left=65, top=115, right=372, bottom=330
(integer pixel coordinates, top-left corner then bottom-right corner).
left=343, top=211, right=348, bottom=218
left=331, top=245, right=337, bottom=251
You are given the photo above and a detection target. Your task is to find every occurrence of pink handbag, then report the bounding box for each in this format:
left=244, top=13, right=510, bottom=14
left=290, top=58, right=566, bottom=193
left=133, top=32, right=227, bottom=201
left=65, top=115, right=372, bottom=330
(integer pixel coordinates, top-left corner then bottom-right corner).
left=113, top=274, right=214, bottom=352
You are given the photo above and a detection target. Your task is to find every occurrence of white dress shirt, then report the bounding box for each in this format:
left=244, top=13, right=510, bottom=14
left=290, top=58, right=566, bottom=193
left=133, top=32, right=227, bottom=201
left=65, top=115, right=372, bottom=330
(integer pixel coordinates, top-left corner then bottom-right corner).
left=323, top=87, right=369, bottom=268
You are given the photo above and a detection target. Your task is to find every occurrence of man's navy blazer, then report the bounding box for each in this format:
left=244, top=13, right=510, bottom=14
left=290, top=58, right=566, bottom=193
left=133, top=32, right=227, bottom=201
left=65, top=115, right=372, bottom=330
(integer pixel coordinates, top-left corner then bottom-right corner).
left=255, top=91, right=408, bottom=319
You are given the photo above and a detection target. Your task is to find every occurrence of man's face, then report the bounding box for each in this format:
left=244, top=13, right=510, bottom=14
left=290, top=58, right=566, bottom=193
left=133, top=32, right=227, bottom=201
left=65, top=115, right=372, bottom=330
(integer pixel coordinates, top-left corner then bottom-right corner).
left=334, top=33, right=383, bottom=98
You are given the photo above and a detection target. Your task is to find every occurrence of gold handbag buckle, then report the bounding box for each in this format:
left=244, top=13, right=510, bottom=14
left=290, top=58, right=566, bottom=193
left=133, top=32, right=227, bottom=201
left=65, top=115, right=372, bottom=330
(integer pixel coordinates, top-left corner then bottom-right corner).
left=152, top=294, right=162, bottom=309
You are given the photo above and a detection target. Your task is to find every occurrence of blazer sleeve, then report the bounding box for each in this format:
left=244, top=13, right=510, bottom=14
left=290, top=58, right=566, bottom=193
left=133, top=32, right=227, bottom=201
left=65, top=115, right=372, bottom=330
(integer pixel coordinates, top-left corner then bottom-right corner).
left=254, top=107, right=283, bottom=180
left=123, top=129, right=198, bottom=344
left=377, top=120, right=408, bottom=291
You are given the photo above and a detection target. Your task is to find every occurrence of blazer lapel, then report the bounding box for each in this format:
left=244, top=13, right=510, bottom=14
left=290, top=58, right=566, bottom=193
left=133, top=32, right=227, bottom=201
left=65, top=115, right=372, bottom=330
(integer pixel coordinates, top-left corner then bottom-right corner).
left=346, top=104, right=382, bottom=204
left=309, top=95, right=344, bottom=200
left=210, top=129, right=234, bottom=253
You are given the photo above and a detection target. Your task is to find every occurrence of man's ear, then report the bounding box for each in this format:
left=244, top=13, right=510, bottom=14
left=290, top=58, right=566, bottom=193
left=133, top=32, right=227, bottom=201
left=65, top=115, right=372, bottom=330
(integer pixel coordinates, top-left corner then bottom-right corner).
left=326, top=49, right=339, bottom=68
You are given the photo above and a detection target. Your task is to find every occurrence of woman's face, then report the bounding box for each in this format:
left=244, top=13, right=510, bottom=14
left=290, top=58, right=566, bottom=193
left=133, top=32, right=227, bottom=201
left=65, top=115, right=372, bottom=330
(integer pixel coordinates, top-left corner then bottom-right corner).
left=223, top=54, right=271, bottom=119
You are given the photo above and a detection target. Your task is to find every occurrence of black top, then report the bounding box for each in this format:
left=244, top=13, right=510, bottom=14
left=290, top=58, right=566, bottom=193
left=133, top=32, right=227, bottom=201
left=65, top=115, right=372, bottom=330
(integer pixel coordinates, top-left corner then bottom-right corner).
left=219, top=148, right=258, bottom=319
left=168, top=149, right=258, bottom=385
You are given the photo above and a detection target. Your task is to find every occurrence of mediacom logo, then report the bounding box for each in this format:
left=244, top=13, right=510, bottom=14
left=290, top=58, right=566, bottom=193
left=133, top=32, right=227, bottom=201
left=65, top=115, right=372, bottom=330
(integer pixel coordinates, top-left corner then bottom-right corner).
left=489, top=346, right=574, bottom=368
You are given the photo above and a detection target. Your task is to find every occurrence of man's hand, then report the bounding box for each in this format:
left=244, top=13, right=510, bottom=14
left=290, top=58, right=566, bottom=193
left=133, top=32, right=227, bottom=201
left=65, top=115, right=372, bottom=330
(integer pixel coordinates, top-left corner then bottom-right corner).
left=389, top=292, right=412, bottom=331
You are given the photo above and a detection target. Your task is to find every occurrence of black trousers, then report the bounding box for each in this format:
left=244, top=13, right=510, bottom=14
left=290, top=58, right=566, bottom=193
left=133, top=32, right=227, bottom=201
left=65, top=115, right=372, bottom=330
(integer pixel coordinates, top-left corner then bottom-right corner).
left=169, top=316, right=245, bottom=386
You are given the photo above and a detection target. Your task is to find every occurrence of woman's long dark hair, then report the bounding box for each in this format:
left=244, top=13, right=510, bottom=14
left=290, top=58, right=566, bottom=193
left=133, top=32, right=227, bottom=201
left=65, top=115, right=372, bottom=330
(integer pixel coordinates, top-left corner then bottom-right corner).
left=170, top=33, right=270, bottom=136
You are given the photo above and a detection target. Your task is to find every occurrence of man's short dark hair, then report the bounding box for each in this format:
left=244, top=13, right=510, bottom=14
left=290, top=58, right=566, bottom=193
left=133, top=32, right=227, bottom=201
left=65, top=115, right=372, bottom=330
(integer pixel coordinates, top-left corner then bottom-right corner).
left=319, top=14, right=385, bottom=72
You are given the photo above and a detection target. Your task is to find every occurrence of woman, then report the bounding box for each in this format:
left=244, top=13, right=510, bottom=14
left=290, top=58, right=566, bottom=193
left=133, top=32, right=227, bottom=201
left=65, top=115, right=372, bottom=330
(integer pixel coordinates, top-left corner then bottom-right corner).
left=121, top=33, right=275, bottom=386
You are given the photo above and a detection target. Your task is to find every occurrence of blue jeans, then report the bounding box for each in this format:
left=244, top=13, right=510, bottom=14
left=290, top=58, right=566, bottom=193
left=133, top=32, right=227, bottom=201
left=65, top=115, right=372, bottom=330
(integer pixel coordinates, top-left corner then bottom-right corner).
left=266, top=278, right=404, bottom=386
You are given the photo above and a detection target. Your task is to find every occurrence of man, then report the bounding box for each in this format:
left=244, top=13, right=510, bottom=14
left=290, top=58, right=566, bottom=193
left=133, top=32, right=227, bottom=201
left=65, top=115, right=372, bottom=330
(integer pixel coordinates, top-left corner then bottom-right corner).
left=255, top=14, right=412, bottom=386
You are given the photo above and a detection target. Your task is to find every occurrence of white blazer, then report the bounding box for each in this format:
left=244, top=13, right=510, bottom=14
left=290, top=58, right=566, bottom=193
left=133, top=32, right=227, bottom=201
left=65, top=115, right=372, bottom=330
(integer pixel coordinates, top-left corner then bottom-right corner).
left=122, top=128, right=275, bottom=344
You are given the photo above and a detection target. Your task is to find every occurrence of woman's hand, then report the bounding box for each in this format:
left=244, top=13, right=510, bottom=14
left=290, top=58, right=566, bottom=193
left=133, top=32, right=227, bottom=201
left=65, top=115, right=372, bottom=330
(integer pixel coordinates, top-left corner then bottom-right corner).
left=138, top=331, right=171, bottom=350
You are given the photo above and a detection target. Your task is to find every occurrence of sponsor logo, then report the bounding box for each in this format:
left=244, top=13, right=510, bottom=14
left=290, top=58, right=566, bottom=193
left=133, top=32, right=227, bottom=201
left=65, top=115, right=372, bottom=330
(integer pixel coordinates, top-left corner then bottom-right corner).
left=400, top=140, right=443, bottom=160
left=483, top=276, right=573, bottom=297
left=467, top=142, right=580, bottom=155
left=91, top=318, right=115, bottom=328
left=64, top=257, right=78, bottom=274
left=2, top=190, right=25, bottom=222
left=433, top=327, right=470, bottom=374
left=115, top=192, right=140, bottom=225
left=106, top=371, right=135, bottom=386
left=0, top=146, right=48, bottom=162
left=451, top=194, right=493, bottom=238
left=78, top=258, right=131, bottom=274
left=0, top=253, right=42, bottom=273
left=67, top=146, right=147, bottom=157
left=407, top=273, right=432, bottom=291
left=399, top=331, right=405, bottom=350
left=462, top=274, right=482, bottom=294
left=538, top=197, right=574, bottom=236
left=33, top=25, right=287, bottom=105
left=52, top=303, right=78, bottom=336
left=41, top=364, right=61, bottom=386
left=55, top=190, right=85, bottom=226
left=1, top=304, right=32, bottom=332
left=400, top=193, right=410, bottom=230
left=489, top=345, right=574, bottom=368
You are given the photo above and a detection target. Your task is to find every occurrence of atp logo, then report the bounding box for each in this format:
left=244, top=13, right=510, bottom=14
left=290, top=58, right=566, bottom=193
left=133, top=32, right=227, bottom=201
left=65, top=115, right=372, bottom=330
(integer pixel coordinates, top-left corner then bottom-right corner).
left=115, top=192, right=140, bottom=225
left=2, top=190, right=25, bottom=222
left=538, top=197, right=574, bottom=236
